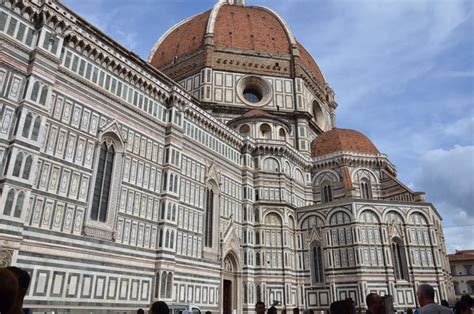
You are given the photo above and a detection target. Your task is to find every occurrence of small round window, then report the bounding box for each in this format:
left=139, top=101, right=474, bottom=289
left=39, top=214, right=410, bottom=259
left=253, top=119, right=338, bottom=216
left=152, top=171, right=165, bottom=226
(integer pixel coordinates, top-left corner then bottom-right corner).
left=243, top=88, right=262, bottom=103
left=237, top=76, right=272, bottom=107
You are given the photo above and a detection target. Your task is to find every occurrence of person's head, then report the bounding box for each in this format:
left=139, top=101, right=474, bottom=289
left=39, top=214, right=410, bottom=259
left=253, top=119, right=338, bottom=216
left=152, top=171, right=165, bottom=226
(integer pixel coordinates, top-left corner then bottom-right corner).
left=137, top=309, right=145, bottom=314
left=292, top=308, right=299, bottom=314
left=344, top=298, right=356, bottom=314
left=460, top=294, right=473, bottom=308
left=366, top=293, right=383, bottom=314
left=454, top=301, right=471, bottom=314
left=440, top=300, right=449, bottom=307
left=303, top=310, right=314, bottom=314
left=150, top=301, right=169, bottom=314
left=0, top=268, right=20, bottom=314
left=406, top=309, right=413, bottom=314
left=416, top=284, right=435, bottom=307
left=5, top=266, right=30, bottom=302
left=205, top=311, right=212, bottom=314
left=267, top=306, right=277, bottom=314
left=330, top=301, right=349, bottom=314
left=256, top=301, right=266, bottom=314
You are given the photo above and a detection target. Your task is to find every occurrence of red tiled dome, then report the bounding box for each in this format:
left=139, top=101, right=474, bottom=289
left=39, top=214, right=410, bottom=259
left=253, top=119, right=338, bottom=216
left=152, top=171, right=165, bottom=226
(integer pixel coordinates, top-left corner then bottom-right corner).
left=311, top=128, right=380, bottom=157
left=149, top=3, right=326, bottom=85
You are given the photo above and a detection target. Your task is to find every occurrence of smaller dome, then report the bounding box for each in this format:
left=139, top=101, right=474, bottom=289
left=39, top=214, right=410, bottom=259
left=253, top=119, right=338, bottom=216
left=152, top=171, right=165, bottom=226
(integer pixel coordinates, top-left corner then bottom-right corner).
left=242, top=109, right=274, bottom=119
left=311, top=128, right=380, bottom=157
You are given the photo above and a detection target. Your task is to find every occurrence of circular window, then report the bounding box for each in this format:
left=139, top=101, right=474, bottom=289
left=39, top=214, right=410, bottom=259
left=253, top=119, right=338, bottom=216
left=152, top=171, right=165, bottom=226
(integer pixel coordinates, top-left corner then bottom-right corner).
left=237, top=76, right=272, bottom=107
left=243, top=88, right=262, bottom=103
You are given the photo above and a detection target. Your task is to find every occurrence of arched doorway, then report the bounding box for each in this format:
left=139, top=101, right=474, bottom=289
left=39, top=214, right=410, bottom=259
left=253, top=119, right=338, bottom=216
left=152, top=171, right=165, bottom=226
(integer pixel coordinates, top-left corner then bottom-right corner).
left=222, top=253, right=239, bottom=314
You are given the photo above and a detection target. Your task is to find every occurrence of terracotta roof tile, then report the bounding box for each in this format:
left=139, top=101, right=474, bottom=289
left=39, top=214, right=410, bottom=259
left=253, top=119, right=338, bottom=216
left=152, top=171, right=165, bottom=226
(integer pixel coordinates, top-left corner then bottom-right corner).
left=297, top=41, right=326, bottom=85
left=149, top=5, right=326, bottom=86
left=311, top=128, right=380, bottom=157
left=150, top=10, right=211, bottom=69
left=214, top=5, right=290, bottom=54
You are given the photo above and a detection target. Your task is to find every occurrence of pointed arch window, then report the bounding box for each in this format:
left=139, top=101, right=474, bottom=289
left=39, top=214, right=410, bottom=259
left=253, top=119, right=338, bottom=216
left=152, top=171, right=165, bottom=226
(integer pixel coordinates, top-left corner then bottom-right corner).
left=3, top=190, right=15, bottom=216
left=160, top=271, right=167, bottom=298
left=205, top=187, right=214, bottom=248
left=91, top=143, right=115, bottom=222
left=311, top=241, right=324, bottom=284
left=30, top=81, right=40, bottom=102
left=12, top=153, right=23, bottom=177
left=13, top=192, right=24, bottom=218
left=39, top=85, right=48, bottom=105
left=360, top=179, right=372, bottom=199
left=22, top=113, right=32, bottom=138
left=392, top=237, right=409, bottom=280
left=321, top=183, right=333, bottom=203
left=154, top=272, right=160, bottom=298
left=22, top=156, right=32, bottom=180
left=166, top=273, right=173, bottom=299
left=31, top=116, right=41, bottom=141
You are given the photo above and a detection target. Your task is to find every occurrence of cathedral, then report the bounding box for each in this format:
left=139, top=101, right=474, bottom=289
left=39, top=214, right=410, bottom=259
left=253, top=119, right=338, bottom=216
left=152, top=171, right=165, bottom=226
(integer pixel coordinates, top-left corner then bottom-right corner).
left=0, top=0, right=453, bottom=312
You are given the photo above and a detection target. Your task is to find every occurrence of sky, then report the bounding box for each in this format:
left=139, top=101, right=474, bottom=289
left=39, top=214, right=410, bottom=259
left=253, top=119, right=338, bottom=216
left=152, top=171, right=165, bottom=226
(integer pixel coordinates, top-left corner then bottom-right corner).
left=61, top=0, right=474, bottom=253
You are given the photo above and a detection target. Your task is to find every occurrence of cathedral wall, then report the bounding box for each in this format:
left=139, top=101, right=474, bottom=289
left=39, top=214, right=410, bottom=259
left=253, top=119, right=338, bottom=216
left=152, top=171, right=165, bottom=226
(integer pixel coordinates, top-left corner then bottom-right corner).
left=0, top=1, right=453, bottom=312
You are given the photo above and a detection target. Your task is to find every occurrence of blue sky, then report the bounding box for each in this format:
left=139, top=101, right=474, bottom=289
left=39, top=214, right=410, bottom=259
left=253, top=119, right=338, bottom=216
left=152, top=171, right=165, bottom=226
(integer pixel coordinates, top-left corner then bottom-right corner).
left=62, top=0, right=474, bottom=252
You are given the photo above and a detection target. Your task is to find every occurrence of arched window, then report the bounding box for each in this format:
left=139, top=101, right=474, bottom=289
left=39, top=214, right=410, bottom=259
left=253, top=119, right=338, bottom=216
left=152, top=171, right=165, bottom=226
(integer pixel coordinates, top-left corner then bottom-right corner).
left=360, top=179, right=372, bottom=199
left=165, top=230, right=170, bottom=248
left=168, top=174, right=174, bottom=191
left=311, top=242, right=324, bottom=284
left=160, top=271, right=167, bottom=298
left=172, top=205, right=177, bottom=221
left=278, top=128, right=286, bottom=141
left=162, top=171, right=168, bottom=191
left=312, top=100, right=325, bottom=128
left=3, top=190, right=15, bottom=216
left=31, top=116, right=41, bottom=141
left=392, top=237, right=409, bottom=280
left=167, top=204, right=172, bottom=220
left=321, top=183, right=333, bottom=203
left=166, top=273, right=173, bottom=299
left=205, top=187, right=214, bottom=248
left=12, top=153, right=23, bottom=177
left=263, top=157, right=279, bottom=172
left=30, top=81, right=40, bottom=102
left=294, top=169, right=304, bottom=184
left=22, top=156, right=32, bottom=180
left=170, top=231, right=174, bottom=249
left=256, top=284, right=262, bottom=302
left=173, top=175, right=178, bottom=192
left=256, top=231, right=260, bottom=245
left=239, top=125, right=250, bottom=137
left=254, top=208, right=259, bottom=222
left=39, top=85, right=48, bottom=105
left=159, top=229, right=163, bottom=247
left=91, top=143, right=115, bottom=222
left=260, top=124, right=271, bottom=139
left=161, top=202, right=166, bottom=220
left=154, top=272, right=160, bottom=298
left=256, top=252, right=261, bottom=266
left=22, top=113, right=32, bottom=138
left=14, top=192, right=24, bottom=218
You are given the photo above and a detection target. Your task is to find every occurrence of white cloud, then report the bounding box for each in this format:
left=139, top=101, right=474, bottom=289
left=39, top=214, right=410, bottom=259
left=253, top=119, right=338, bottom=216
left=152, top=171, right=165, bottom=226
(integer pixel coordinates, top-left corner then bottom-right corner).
left=445, top=116, right=474, bottom=137
left=413, top=145, right=474, bottom=252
